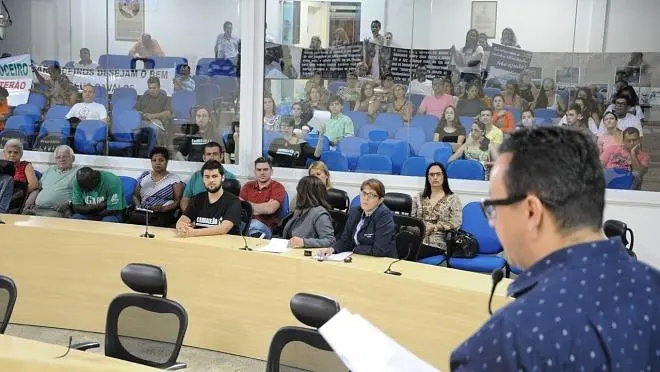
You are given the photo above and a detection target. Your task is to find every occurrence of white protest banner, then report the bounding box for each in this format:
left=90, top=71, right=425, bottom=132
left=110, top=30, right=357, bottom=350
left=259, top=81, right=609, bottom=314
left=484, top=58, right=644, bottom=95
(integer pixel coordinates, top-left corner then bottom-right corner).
left=33, top=64, right=175, bottom=96
left=0, top=54, right=33, bottom=106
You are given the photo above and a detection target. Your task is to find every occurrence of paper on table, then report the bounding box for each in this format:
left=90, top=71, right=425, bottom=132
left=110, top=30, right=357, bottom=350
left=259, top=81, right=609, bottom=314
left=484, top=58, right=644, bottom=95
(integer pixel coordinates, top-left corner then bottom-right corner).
left=256, top=238, right=292, bottom=253
left=312, top=251, right=353, bottom=262
left=319, top=309, right=440, bottom=372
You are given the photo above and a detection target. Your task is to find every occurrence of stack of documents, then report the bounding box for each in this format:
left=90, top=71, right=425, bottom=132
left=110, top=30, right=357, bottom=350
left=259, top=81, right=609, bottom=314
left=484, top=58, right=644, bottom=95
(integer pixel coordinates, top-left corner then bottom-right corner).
left=256, top=238, right=291, bottom=253
left=319, top=309, right=439, bottom=372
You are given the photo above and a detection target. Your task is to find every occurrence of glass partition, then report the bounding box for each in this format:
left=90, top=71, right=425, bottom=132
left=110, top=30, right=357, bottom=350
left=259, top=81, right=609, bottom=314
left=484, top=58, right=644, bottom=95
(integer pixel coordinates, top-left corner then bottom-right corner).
left=0, top=0, right=241, bottom=166
left=262, top=0, right=659, bottom=192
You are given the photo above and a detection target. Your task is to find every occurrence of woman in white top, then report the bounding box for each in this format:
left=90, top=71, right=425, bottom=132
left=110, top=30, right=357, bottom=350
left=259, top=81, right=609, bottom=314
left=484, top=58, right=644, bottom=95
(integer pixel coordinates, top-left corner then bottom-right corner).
left=451, top=29, right=484, bottom=84
left=530, top=78, right=565, bottom=114
left=263, top=95, right=282, bottom=132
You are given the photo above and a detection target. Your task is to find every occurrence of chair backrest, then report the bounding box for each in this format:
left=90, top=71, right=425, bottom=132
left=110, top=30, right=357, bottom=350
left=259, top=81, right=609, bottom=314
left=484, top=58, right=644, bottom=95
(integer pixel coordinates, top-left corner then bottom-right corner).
left=46, top=104, right=72, bottom=120
left=462, top=202, right=501, bottom=254
left=305, top=134, right=330, bottom=153
left=401, top=157, right=428, bottom=177
left=208, top=59, right=236, bottom=77
left=112, top=110, right=141, bottom=142
left=373, top=112, right=404, bottom=137
left=320, top=151, right=349, bottom=172
left=377, top=139, right=409, bottom=174
left=534, top=108, right=558, bottom=123
left=394, top=126, right=426, bottom=155
left=447, top=159, right=485, bottom=181
left=6, top=115, right=37, bottom=136
left=195, top=58, right=215, bottom=75
left=119, top=176, right=138, bottom=206
left=326, top=188, right=349, bottom=211
left=384, top=192, right=412, bottom=215
left=28, top=92, right=47, bottom=109
left=94, top=86, right=109, bottom=108
left=112, top=87, right=138, bottom=104
left=196, top=83, right=221, bottom=106
left=240, top=201, right=253, bottom=236
left=98, top=54, right=132, bottom=69
left=151, top=56, right=188, bottom=69
left=358, top=124, right=388, bottom=140
left=607, top=173, right=634, bottom=189
left=222, top=178, right=241, bottom=196
left=483, top=88, right=501, bottom=98
left=343, top=111, right=369, bottom=134
left=278, top=191, right=290, bottom=218
left=410, top=114, right=439, bottom=142
left=459, top=116, right=474, bottom=131
left=328, top=210, right=348, bottom=239
left=192, top=75, right=210, bottom=86
left=418, top=142, right=451, bottom=162
left=0, top=275, right=17, bottom=334
left=34, top=120, right=68, bottom=152
left=327, top=81, right=346, bottom=94
left=355, top=154, right=393, bottom=175
left=105, top=264, right=187, bottom=369
left=336, top=136, right=368, bottom=170
left=171, top=90, right=196, bottom=119
left=74, top=120, right=107, bottom=155
left=262, top=131, right=281, bottom=157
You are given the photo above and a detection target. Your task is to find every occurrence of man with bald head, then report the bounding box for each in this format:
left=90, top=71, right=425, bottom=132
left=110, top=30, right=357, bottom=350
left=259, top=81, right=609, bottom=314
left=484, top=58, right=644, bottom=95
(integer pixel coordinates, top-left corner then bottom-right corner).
left=65, top=84, right=108, bottom=123
left=71, top=167, right=125, bottom=222
left=129, top=33, right=165, bottom=58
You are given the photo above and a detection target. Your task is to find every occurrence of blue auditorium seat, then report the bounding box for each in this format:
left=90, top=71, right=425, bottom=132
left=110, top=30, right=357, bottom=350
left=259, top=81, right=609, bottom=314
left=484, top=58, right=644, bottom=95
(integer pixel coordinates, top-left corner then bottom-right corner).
left=13, top=104, right=42, bottom=122
left=534, top=108, right=559, bottom=124
left=73, top=120, right=107, bottom=155
left=336, top=136, right=369, bottom=171
left=278, top=191, right=290, bottom=218
left=196, top=83, right=221, bottom=107
left=151, top=56, right=188, bottom=69
left=374, top=112, right=404, bottom=137
left=394, top=126, right=426, bottom=155
left=119, top=176, right=138, bottom=206
left=27, top=92, right=47, bottom=110
left=377, top=139, right=409, bottom=174
left=483, top=88, right=501, bottom=98
left=447, top=159, right=485, bottom=180
left=418, top=142, right=452, bottom=163
left=355, top=154, right=393, bottom=175
left=401, top=157, right=428, bottom=177
left=45, top=105, right=71, bottom=120
left=344, top=111, right=369, bottom=135
left=410, top=114, right=439, bottom=142
left=320, top=151, right=349, bottom=172
left=111, top=87, right=138, bottom=104
left=98, top=54, right=132, bottom=69
left=172, top=90, right=196, bottom=120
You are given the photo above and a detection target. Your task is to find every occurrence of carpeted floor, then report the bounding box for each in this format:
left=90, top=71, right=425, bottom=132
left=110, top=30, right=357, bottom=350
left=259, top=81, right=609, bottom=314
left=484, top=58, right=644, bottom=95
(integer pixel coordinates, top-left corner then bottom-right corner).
left=5, top=324, right=307, bottom=372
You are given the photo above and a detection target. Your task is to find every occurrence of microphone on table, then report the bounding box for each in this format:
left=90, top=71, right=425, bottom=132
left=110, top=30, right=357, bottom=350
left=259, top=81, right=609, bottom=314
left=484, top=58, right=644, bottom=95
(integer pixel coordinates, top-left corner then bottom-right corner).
left=238, top=224, right=252, bottom=251
left=136, top=207, right=155, bottom=238
left=488, top=269, right=505, bottom=315
left=384, top=231, right=415, bottom=276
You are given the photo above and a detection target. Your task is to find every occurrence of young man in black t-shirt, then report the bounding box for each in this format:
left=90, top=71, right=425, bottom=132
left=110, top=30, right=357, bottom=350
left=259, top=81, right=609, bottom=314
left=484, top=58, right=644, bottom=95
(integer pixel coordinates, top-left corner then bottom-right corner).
left=175, top=160, right=241, bottom=237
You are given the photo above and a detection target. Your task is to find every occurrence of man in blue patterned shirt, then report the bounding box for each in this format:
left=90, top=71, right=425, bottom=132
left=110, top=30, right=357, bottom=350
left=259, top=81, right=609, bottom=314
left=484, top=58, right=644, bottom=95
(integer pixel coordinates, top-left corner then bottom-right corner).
left=451, top=127, right=660, bottom=371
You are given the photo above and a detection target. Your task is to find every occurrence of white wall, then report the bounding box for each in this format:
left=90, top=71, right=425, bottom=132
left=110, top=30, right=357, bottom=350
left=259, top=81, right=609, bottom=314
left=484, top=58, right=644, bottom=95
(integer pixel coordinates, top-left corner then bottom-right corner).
left=0, top=0, right=33, bottom=57
left=604, top=0, right=660, bottom=52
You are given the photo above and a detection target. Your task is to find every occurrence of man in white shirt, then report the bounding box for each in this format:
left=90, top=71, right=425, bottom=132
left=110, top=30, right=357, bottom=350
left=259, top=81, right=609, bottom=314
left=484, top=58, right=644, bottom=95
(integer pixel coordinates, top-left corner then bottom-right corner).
left=214, top=21, right=240, bottom=64
left=73, top=48, right=98, bottom=69
left=598, top=94, right=643, bottom=136
left=407, top=65, right=433, bottom=96
left=65, top=84, right=108, bottom=123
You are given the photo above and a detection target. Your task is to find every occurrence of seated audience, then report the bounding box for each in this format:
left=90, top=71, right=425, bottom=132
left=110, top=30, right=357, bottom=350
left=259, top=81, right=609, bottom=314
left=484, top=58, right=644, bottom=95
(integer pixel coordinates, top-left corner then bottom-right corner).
left=0, top=87, right=10, bottom=131
left=456, top=81, right=486, bottom=118
left=214, top=21, right=240, bottom=63
left=263, top=95, right=282, bottom=132
left=323, top=95, right=354, bottom=146
left=127, top=147, right=182, bottom=227
left=31, top=64, right=77, bottom=108
left=23, top=145, right=78, bottom=218
left=574, top=87, right=601, bottom=123
left=516, top=109, right=536, bottom=130
left=239, top=157, right=286, bottom=239
left=443, top=78, right=459, bottom=107
left=597, top=112, right=623, bottom=154
left=307, top=84, right=328, bottom=111
left=530, top=78, right=565, bottom=114
left=337, top=72, right=360, bottom=105
left=3, top=139, right=38, bottom=213
left=378, top=73, right=395, bottom=105
left=517, top=70, right=537, bottom=103
left=181, top=142, right=236, bottom=212
left=304, top=71, right=324, bottom=97
left=600, top=127, right=649, bottom=190
left=65, top=84, right=108, bottom=123
left=354, top=82, right=380, bottom=121
left=433, top=106, right=466, bottom=145
left=491, top=95, right=515, bottom=133
left=176, top=106, right=217, bottom=162
left=598, top=93, right=643, bottom=136
left=449, top=121, right=499, bottom=164
left=268, top=119, right=323, bottom=168
left=290, top=102, right=311, bottom=131
left=0, top=164, right=11, bottom=213
left=479, top=108, right=503, bottom=145
left=73, top=48, right=98, bottom=69
left=451, top=29, right=484, bottom=83
left=559, top=97, right=598, bottom=133
left=387, top=84, right=413, bottom=123
left=316, top=178, right=397, bottom=258
left=606, top=86, right=644, bottom=123
left=176, top=160, right=241, bottom=237
left=173, top=64, right=195, bottom=92
left=308, top=161, right=331, bottom=189
left=282, top=176, right=336, bottom=248
left=411, top=162, right=462, bottom=258
left=224, top=120, right=240, bottom=164
left=135, top=77, right=172, bottom=139
left=71, top=167, right=125, bottom=222
left=564, top=104, right=596, bottom=143
left=129, top=33, right=165, bottom=58
left=502, top=80, right=526, bottom=111
left=407, top=65, right=433, bottom=96
left=500, top=27, right=521, bottom=48
left=418, top=78, right=454, bottom=120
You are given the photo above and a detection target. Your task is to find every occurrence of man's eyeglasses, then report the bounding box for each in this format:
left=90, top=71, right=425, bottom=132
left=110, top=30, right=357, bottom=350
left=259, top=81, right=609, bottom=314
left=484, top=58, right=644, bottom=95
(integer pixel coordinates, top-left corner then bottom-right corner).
left=360, top=191, right=379, bottom=200
left=480, top=194, right=527, bottom=221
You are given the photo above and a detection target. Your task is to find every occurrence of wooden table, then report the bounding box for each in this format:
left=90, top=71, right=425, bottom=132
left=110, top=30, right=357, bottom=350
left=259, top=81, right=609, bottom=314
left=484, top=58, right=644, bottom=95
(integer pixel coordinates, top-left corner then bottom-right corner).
left=0, top=334, right=157, bottom=371
left=0, top=214, right=511, bottom=371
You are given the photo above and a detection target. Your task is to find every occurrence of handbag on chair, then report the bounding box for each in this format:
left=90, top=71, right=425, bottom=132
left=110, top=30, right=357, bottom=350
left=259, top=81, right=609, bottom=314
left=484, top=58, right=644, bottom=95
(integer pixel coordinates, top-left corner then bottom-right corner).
left=445, top=229, right=479, bottom=259
left=0, top=160, right=15, bottom=177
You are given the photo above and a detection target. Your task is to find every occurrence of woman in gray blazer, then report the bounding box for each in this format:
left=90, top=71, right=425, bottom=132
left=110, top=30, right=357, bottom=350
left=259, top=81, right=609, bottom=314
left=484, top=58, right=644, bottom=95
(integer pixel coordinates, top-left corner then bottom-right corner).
left=282, top=176, right=336, bottom=248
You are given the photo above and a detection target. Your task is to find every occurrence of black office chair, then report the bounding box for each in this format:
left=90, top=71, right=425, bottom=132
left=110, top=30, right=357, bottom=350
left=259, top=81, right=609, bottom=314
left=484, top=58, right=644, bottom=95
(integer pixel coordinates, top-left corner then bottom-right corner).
left=326, top=188, right=349, bottom=211
left=329, top=209, right=348, bottom=239
left=384, top=192, right=412, bottom=215
left=240, top=200, right=253, bottom=236
left=265, top=293, right=340, bottom=372
left=72, top=264, right=188, bottom=370
left=223, top=178, right=241, bottom=197
left=0, top=275, right=17, bottom=334
left=274, top=211, right=294, bottom=238
left=392, top=215, right=425, bottom=260
left=604, top=219, right=636, bottom=259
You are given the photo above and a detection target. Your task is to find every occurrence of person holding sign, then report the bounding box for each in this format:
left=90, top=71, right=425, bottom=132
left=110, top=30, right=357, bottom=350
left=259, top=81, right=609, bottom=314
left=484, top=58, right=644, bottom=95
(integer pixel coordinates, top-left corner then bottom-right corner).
left=31, top=64, right=77, bottom=108
left=450, top=29, right=484, bottom=84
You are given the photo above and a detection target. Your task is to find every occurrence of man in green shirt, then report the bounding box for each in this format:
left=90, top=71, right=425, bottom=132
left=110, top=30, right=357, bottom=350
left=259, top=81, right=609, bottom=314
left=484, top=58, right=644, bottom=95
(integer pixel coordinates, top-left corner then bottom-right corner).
left=323, top=95, right=355, bottom=146
left=181, top=141, right=236, bottom=212
left=25, top=145, right=79, bottom=218
left=71, top=167, right=126, bottom=223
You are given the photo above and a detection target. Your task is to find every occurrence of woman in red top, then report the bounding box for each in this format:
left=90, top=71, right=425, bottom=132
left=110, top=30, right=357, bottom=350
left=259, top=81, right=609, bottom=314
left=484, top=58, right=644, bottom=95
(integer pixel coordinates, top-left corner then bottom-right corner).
left=0, top=87, right=10, bottom=131
left=491, top=94, right=515, bottom=133
left=3, top=139, right=38, bottom=212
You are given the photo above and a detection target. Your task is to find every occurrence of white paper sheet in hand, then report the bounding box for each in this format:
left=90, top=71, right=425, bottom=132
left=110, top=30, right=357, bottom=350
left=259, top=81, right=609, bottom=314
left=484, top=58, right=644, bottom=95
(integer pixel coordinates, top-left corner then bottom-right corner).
left=312, top=251, right=353, bottom=262
left=256, top=238, right=292, bottom=253
left=319, top=309, right=440, bottom=372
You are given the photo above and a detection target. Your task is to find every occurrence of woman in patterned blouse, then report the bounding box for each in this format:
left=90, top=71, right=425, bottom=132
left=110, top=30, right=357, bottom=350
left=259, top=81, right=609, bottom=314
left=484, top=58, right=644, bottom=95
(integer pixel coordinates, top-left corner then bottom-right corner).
left=411, top=162, right=463, bottom=258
